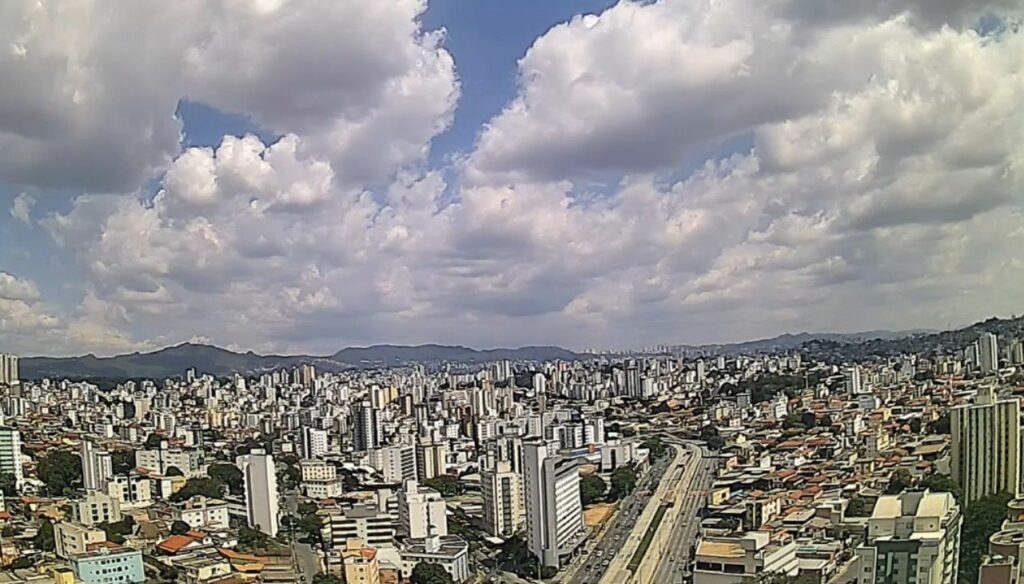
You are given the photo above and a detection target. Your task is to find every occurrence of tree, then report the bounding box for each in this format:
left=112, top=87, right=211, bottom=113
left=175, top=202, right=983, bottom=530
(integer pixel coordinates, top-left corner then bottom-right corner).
left=0, top=473, right=17, bottom=497
left=846, top=496, right=872, bottom=517
left=111, top=450, right=135, bottom=474
left=423, top=475, right=462, bottom=497
left=237, top=526, right=272, bottom=552
left=311, top=575, right=343, bottom=584
left=930, top=413, right=951, bottom=434
left=169, top=477, right=226, bottom=502
left=609, top=467, right=637, bottom=501
left=208, top=463, right=244, bottom=496
left=144, top=433, right=164, bottom=449
left=885, top=468, right=913, bottom=495
left=37, top=450, right=83, bottom=496
left=34, top=520, right=54, bottom=551
left=960, top=492, right=1013, bottom=584
left=165, top=466, right=183, bottom=477
left=411, top=561, right=454, bottom=584
left=170, top=520, right=191, bottom=535
left=640, top=436, right=667, bottom=459
left=919, top=473, right=963, bottom=502
left=580, top=475, right=607, bottom=506
left=100, top=516, right=135, bottom=544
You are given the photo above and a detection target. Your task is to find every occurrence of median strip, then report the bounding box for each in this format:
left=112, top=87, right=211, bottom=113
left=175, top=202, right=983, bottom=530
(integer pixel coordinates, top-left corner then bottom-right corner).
left=626, top=503, right=669, bottom=573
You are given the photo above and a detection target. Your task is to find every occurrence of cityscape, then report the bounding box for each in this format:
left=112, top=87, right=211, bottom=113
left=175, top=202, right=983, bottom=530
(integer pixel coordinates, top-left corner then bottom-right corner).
left=2, top=0, right=1024, bottom=583
left=0, top=317, right=1023, bottom=583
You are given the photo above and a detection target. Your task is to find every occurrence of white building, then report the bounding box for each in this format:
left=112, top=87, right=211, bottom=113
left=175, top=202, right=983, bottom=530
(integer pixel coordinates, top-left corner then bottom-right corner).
left=81, top=440, right=113, bottom=492
left=0, top=428, right=22, bottom=490
left=416, top=439, right=447, bottom=481
left=855, top=491, right=962, bottom=584
left=980, top=332, right=1000, bottom=374
left=107, top=473, right=152, bottom=508
left=71, top=490, right=122, bottom=527
left=173, top=496, right=230, bottom=530
left=693, top=532, right=798, bottom=583
left=481, top=460, right=523, bottom=538
left=523, top=438, right=584, bottom=568
left=399, top=479, right=448, bottom=539
left=398, top=535, right=470, bottom=584
left=55, top=522, right=106, bottom=559
left=299, top=459, right=343, bottom=499
left=352, top=402, right=382, bottom=451
left=135, top=446, right=201, bottom=477
left=237, top=449, right=279, bottom=537
left=0, top=355, right=17, bottom=386
left=951, top=386, right=1021, bottom=504
left=370, top=445, right=418, bottom=484
left=301, top=427, right=328, bottom=459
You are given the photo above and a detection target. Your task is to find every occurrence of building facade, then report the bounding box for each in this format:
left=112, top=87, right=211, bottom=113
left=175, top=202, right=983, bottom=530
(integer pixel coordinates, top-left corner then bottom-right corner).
left=523, top=438, right=584, bottom=568
left=951, top=387, right=1021, bottom=504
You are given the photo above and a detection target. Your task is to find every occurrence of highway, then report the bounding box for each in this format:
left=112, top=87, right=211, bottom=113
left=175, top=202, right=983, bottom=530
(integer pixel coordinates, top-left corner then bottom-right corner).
left=563, top=445, right=679, bottom=584
left=650, top=442, right=715, bottom=583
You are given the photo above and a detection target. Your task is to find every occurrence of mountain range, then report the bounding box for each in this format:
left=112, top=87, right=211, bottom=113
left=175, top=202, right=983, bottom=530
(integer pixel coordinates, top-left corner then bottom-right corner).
left=18, top=316, right=1022, bottom=380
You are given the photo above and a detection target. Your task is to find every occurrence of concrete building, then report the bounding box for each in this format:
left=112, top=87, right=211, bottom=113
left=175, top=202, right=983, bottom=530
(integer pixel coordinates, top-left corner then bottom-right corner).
left=398, top=535, right=470, bottom=584
left=693, top=532, right=798, bottom=583
left=952, top=387, right=1021, bottom=504
left=71, top=490, right=122, bottom=527
left=371, top=445, right=418, bottom=484
left=54, top=522, right=106, bottom=559
left=0, top=355, right=17, bottom=386
left=855, top=490, right=962, bottom=584
left=416, top=438, right=447, bottom=481
left=107, top=473, right=152, bottom=508
left=398, top=479, right=448, bottom=539
left=523, top=438, right=584, bottom=568
left=981, top=332, right=1000, bottom=374
left=173, top=496, right=230, bottom=530
left=352, top=401, right=382, bottom=451
left=299, top=459, right=343, bottom=499
left=69, top=547, right=145, bottom=584
left=342, top=539, right=381, bottom=584
left=81, top=440, right=113, bottom=492
left=301, top=426, right=328, bottom=459
left=0, top=427, right=22, bottom=490
left=481, top=460, right=523, bottom=537
left=135, top=446, right=201, bottom=477
left=237, top=449, right=279, bottom=537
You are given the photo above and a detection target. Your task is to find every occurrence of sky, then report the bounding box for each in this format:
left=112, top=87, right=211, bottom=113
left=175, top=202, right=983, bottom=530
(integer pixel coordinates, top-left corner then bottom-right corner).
left=1, top=0, right=1023, bottom=357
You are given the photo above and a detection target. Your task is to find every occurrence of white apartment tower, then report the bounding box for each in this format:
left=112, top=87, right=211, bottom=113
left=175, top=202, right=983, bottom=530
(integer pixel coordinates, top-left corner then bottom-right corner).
left=481, top=460, right=523, bottom=537
left=81, top=440, right=113, bottom=492
left=980, top=332, right=1000, bottom=374
left=0, top=355, right=17, bottom=386
left=398, top=479, right=448, bottom=539
left=523, top=438, right=584, bottom=568
left=952, top=386, right=1021, bottom=504
left=0, top=427, right=22, bottom=490
left=237, top=449, right=280, bottom=537
left=301, top=426, right=328, bottom=459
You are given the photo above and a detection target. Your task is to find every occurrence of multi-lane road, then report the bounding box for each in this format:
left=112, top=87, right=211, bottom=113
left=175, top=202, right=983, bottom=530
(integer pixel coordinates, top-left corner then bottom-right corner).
left=563, top=445, right=679, bottom=584
left=651, top=442, right=714, bottom=583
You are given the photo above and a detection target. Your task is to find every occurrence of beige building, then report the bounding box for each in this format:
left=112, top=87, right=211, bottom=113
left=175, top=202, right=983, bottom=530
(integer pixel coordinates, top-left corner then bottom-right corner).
left=952, top=386, right=1021, bottom=504
left=693, top=532, right=798, bottom=583
left=481, top=460, right=523, bottom=537
left=342, top=539, right=381, bottom=584
left=71, top=490, right=122, bottom=527
left=54, top=522, right=106, bottom=559
left=855, top=490, right=962, bottom=584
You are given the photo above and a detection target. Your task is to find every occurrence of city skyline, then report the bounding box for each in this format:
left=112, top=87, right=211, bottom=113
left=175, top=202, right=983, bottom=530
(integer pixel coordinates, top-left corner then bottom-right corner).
left=2, top=0, right=1024, bottom=356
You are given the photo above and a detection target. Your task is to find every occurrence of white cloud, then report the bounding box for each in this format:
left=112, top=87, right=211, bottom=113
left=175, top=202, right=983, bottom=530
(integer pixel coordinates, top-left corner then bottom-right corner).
left=8, top=193, right=34, bottom=223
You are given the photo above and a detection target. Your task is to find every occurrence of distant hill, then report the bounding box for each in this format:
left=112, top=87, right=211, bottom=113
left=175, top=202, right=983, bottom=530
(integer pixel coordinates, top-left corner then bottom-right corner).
left=705, top=329, right=934, bottom=354
left=20, top=343, right=580, bottom=380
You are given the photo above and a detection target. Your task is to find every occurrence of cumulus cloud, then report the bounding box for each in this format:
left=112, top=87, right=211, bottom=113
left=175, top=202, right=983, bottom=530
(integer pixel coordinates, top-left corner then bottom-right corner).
left=14, top=0, right=1024, bottom=354
left=8, top=193, right=34, bottom=224
left=0, top=0, right=457, bottom=192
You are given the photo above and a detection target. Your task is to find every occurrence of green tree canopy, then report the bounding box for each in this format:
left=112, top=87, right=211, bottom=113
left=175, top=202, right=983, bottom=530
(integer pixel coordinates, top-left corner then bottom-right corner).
left=885, top=468, right=913, bottom=495
left=165, top=466, right=183, bottom=477
left=311, top=575, right=343, bottom=584
left=580, top=475, right=607, bottom=506
left=640, top=436, right=668, bottom=459
left=846, top=495, right=872, bottom=517
left=111, top=450, right=135, bottom=474
left=919, top=473, right=963, bottom=502
left=34, top=520, right=54, bottom=551
left=960, top=492, right=1013, bottom=584
left=411, top=561, right=454, bottom=584
left=0, top=473, right=17, bottom=497
left=37, top=450, right=82, bottom=496
left=169, top=477, right=226, bottom=502
left=609, top=466, right=637, bottom=501
left=423, top=475, right=462, bottom=497
left=170, top=520, right=191, bottom=535
left=208, top=463, right=244, bottom=496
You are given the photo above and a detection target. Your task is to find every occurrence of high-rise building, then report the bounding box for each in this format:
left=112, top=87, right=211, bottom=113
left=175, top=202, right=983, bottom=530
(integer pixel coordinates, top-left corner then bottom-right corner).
left=523, top=439, right=584, bottom=568
left=81, top=440, right=113, bottom=492
left=352, top=402, right=381, bottom=452
left=237, top=449, right=279, bottom=537
left=398, top=479, right=448, bottom=539
left=855, top=491, right=962, bottom=584
left=980, top=332, right=1000, bottom=374
left=372, top=445, right=418, bottom=484
left=0, top=354, right=17, bottom=386
left=952, top=387, right=1021, bottom=504
left=844, top=366, right=863, bottom=394
left=0, top=427, right=22, bottom=490
left=416, top=439, right=447, bottom=481
left=301, top=426, right=328, bottom=459
left=481, top=460, right=523, bottom=537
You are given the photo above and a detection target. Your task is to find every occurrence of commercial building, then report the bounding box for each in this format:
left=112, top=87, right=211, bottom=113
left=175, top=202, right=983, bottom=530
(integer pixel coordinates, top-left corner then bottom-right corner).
left=523, top=438, right=584, bottom=568
left=0, top=355, right=17, bottom=386
left=481, top=460, right=523, bottom=537
left=398, top=479, right=448, bottom=539
left=237, top=449, right=279, bottom=537
left=352, top=402, right=382, bottom=452
left=855, top=490, right=962, bottom=584
left=980, top=332, right=1000, bottom=374
left=398, top=535, right=470, bottom=584
left=951, top=386, right=1021, bottom=504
